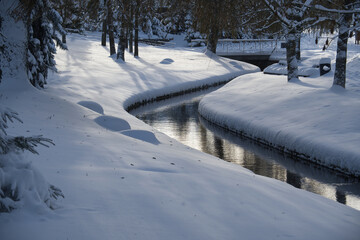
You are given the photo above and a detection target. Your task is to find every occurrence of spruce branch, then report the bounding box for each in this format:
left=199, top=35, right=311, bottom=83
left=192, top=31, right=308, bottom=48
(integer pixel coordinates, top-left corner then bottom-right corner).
left=10, top=135, right=55, bottom=154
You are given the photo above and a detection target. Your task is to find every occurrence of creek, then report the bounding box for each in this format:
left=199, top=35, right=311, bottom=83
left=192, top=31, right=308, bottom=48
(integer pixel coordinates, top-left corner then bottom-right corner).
left=130, top=86, right=360, bottom=211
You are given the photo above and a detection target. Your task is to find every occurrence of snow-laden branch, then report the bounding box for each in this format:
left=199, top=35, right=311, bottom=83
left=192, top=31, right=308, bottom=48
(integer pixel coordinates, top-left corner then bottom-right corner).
left=262, top=0, right=291, bottom=26
left=299, top=0, right=314, bottom=18
left=0, top=108, right=22, bottom=135
left=314, top=5, right=360, bottom=14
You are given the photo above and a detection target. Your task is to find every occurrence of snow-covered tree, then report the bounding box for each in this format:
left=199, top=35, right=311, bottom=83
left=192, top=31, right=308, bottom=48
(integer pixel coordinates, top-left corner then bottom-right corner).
left=314, top=0, right=360, bottom=88
left=190, top=0, right=252, bottom=53
left=0, top=1, right=64, bottom=213
left=52, top=0, right=86, bottom=43
left=17, top=0, right=67, bottom=88
left=18, top=0, right=67, bottom=88
left=262, top=0, right=320, bottom=81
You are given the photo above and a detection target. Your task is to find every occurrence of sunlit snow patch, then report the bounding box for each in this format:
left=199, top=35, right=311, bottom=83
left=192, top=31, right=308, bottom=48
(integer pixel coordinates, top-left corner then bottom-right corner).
left=94, top=116, right=131, bottom=131
left=121, top=129, right=160, bottom=145
left=78, top=101, right=104, bottom=114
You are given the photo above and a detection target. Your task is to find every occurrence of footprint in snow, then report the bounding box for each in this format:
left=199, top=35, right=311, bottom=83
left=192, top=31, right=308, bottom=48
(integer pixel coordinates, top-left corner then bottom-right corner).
left=78, top=101, right=104, bottom=114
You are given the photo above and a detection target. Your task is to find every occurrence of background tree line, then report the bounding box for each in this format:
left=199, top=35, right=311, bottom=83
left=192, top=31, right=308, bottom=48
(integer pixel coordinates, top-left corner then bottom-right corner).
left=1, top=0, right=359, bottom=90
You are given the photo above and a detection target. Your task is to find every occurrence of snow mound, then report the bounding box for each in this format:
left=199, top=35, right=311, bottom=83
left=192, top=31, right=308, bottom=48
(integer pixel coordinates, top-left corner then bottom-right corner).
left=94, top=116, right=131, bottom=131
left=78, top=101, right=104, bottom=114
left=160, top=58, right=174, bottom=64
left=121, top=129, right=160, bottom=145
left=264, top=62, right=319, bottom=77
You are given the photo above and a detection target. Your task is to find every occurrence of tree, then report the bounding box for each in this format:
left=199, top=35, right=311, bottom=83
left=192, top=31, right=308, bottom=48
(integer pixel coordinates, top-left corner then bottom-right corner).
left=314, top=0, right=360, bottom=88
left=52, top=0, right=86, bottom=43
left=128, top=1, right=134, bottom=53
left=0, top=1, right=63, bottom=212
left=17, top=0, right=67, bottom=88
left=116, top=0, right=128, bottom=61
left=134, top=0, right=140, bottom=57
left=192, top=0, right=245, bottom=53
left=107, top=0, right=116, bottom=55
left=262, top=0, right=322, bottom=81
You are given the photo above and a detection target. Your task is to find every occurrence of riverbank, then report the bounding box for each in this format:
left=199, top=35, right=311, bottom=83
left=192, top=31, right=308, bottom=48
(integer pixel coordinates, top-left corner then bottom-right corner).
left=199, top=47, right=360, bottom=177
left=1, top=28, right=360, bottom=240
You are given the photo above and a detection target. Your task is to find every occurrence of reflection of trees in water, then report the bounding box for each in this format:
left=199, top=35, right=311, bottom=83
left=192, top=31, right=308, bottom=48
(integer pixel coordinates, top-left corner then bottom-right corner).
left=286, top=171, right=302, bottom=189
left=167, top=103, right=195, bottom=141
left=214, top=136, right=224, bottom=159
left=135, top=95, right=360, bottom=210
left=137, top=112, right=157, bottom=125
left=199, top=124, right=212, bottom=154
left=336, top=190, right=347, bottom=205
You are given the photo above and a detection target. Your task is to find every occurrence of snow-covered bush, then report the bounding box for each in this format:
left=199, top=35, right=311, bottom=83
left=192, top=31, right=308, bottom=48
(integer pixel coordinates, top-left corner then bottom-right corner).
left=145, top=18, right=153, bottom=39
left=0, top=153, right=63, bottom=212
left=0, top=107, right=63, bottom=212
left=151, top=16, right=167, bottom=39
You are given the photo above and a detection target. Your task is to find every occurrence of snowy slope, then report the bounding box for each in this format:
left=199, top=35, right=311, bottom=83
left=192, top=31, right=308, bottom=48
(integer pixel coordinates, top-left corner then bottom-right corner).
left=1, top=8, right=360, bottom=240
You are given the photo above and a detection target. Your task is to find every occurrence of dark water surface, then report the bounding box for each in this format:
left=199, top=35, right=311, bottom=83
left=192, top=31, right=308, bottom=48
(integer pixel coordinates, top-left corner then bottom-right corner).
left=130, top=88, right=360, bottom=211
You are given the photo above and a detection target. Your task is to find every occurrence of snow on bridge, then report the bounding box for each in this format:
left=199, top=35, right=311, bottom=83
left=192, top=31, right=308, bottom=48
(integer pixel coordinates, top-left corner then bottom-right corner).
left=192, top=38, right=286, bottom=61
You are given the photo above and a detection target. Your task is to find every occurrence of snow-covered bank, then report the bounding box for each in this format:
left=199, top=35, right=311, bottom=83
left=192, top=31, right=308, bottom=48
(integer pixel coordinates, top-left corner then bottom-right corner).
left=1, top=27, right=360, bottom=240
left=199, top=44, right=360, bottom=177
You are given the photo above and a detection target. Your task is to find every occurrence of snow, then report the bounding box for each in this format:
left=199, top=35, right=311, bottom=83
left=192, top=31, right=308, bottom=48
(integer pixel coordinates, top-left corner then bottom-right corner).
left=1, top=6, right=360, bottom=239
left=199, top=37, right=360, bottom=177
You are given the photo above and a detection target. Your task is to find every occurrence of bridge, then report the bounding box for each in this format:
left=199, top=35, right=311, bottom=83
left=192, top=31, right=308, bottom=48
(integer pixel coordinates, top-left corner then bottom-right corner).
left=191, top=38, right=286, bottom=69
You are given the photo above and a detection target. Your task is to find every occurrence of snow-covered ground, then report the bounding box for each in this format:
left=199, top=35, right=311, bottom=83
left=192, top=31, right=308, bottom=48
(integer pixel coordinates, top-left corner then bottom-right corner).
left=1, top=12, right=360, bottom=240
left=199, top=36, right=360, bottom=178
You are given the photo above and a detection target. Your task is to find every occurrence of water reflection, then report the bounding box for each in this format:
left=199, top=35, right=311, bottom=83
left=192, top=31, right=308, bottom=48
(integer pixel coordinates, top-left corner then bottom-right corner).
left=130, top=89, right=360, bottom=211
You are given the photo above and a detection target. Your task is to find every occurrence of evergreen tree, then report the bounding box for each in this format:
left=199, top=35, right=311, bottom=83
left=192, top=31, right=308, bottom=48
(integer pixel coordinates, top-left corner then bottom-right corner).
left=52, top=0, right=86, bottom=43
left=0, top=108, right=54, bottom=155
left=0, top=0, right=64, bottom=213
left=19, top=0, right=67, bottom=88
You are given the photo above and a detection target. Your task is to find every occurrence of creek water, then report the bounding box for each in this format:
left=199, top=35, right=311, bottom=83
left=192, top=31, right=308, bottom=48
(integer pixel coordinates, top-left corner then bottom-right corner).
left=130, top=87, right=360, bottom=211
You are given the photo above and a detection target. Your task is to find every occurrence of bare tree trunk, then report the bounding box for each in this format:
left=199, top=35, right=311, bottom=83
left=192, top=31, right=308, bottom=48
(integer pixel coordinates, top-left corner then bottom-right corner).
left=101, top=0, right=107, bottom=46
left=206, top=1, right=220, bottom=54
left=134, top=0, right=139, bottom=57
left=295, top=33, right=301, bottom=61
left=333, top=14, right=351, bottom=88
left=117, top=15, right=126, bottom=61
left=117, top=31, right=126, bottom=61
left=109, top=29, right=116, bottom=55
left=207, top=26, right=219, bottom=54
left=129, top=28, right=133, bottom=53
left=286, top=31, right=298, bottom=81
left=129, top=3, right=133, bottom=53
left=107, top=0, right=115, bottom=55
left=101, top=19, right=107, bottom=46
left=125, top=28, right=129, bottom=49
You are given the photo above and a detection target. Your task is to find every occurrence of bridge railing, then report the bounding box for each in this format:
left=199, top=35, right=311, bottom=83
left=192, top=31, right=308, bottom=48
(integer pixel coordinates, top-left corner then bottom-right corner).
left=191, top=38, right=286, bottom=56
